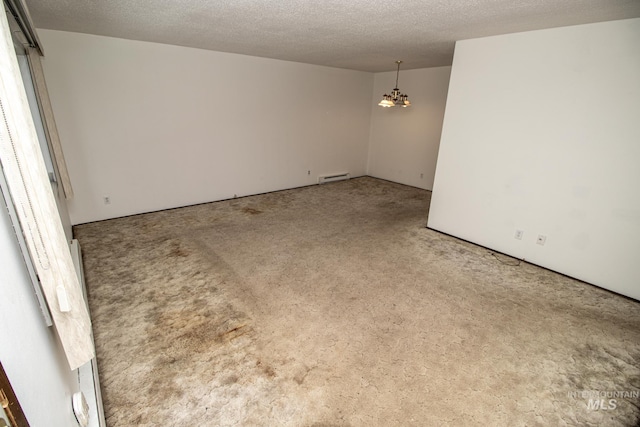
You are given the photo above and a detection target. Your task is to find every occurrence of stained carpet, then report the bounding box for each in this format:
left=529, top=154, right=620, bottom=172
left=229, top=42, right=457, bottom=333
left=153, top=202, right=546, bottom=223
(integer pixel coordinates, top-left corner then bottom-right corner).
left=74, top=177, right=640, bottom=426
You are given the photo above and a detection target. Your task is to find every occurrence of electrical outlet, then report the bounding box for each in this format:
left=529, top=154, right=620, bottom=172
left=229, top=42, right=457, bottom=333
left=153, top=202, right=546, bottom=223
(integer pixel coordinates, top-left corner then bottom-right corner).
left=514, top=229, right=524, bottom=240
left=103, top=196, right=111, bottom=205
left=536, top=234, right=547, bottom=245
left=308, top=170, right=311, bottom=175
left=420, top=173, right=424, bottom=179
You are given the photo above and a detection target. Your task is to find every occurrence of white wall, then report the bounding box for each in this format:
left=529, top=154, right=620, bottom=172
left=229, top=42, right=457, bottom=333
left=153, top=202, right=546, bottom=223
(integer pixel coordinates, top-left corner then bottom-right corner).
left=38, top=30, right=373, bottom=224
left=428, top=18, right=640, bottom=300
left=368, top=66, right=451, bottom=189
left=0, top=193, right=80, bottom=426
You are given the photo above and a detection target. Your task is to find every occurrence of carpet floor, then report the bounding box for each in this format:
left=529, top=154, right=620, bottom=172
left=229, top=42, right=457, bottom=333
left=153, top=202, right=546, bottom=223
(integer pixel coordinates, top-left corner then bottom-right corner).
left=74, top=177, right=640, bottom=426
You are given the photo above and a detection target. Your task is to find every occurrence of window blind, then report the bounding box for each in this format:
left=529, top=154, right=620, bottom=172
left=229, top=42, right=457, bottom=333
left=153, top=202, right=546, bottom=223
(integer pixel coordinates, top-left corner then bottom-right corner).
left=0, top=8, right=93, bottom=370
left=26, top=47, right=74, bottom=199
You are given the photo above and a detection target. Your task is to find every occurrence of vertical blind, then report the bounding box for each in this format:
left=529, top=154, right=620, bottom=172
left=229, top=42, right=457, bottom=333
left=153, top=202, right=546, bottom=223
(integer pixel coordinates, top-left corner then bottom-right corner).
left=0, top=5, right=93, bottom=370
left=26, top=47, right=74, bottom=199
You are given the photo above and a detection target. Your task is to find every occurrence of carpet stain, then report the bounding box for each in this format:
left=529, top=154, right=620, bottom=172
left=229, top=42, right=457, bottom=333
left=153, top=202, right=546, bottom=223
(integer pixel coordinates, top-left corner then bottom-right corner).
left=74, top=177, right=640, bottom=426
left=293, top=364, right=313, bottom=385
left=242, top=207, right=263, bottom=215
left=216, top=321, right=250, bottom=342
left=168, top=241, right=190, bottom=257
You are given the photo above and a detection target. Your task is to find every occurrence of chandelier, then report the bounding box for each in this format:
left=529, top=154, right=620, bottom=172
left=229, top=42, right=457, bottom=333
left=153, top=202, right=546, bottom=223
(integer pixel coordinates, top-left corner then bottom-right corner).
left=378, top=60, right=411, bottom=108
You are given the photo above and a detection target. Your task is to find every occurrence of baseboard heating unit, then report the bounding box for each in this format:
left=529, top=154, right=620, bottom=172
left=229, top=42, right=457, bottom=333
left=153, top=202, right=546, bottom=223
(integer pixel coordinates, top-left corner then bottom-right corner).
left=318, top=173, right=350, bottom=184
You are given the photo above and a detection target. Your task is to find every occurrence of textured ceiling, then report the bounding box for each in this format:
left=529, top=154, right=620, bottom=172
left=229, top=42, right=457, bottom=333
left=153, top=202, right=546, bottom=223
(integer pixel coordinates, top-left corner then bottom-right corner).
left=25, top=0, right=640, bottom=72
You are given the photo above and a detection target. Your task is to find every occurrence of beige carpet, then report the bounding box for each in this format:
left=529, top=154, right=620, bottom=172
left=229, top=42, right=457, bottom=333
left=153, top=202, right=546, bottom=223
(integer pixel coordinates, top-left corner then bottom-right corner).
left=74, top=177, right=640, bottom=426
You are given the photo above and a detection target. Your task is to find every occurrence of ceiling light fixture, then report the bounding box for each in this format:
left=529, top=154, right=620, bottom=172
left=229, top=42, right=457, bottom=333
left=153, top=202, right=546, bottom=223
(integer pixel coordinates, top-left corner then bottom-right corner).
left=378, top=60, right=411, bottom=108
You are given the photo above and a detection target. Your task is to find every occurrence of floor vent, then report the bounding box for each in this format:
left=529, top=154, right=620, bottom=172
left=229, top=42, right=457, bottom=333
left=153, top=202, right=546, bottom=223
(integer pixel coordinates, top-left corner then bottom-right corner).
left=318, top=173, right=350, bottom=184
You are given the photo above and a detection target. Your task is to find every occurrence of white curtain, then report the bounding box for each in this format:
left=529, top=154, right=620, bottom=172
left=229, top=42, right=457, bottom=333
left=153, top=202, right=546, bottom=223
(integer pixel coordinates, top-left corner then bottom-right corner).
left=0, top=9, right=93, bottom=370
